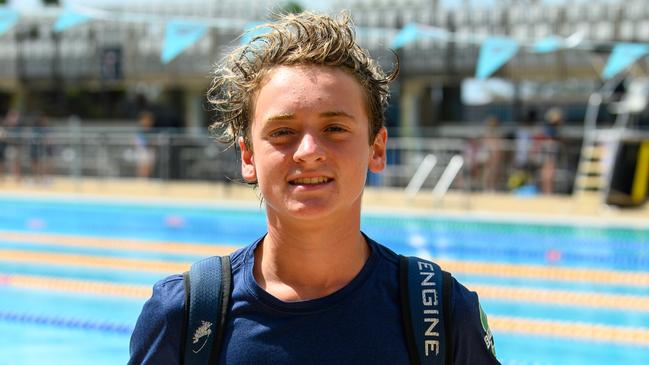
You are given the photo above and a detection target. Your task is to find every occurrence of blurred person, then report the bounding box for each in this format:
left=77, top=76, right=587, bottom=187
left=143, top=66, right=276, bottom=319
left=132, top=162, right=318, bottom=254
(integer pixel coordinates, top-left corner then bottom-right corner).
left=0, top=119, right=6, bottom=179
left=134, top=110, right=156, bottom=178
left=129, top=11, right=500, bottom=365
left=3, top=110, right=24, bottom=182
left=508, top=110, right=537, bottom=192
left=482, top=116, right=504, bottom=192
left=533, top=108, right=563, bottom=194
left=28, top=113, right=53, bottom=184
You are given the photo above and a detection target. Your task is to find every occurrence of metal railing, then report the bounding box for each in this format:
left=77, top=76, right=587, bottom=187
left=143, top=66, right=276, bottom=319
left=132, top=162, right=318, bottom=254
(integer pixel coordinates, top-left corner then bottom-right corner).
left=0, top=126, right=583, bottom=195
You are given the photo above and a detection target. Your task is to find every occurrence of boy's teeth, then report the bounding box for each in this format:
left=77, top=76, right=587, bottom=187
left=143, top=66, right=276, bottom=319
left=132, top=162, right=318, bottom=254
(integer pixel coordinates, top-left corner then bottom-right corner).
left=293, top=177, right=329, bottom=184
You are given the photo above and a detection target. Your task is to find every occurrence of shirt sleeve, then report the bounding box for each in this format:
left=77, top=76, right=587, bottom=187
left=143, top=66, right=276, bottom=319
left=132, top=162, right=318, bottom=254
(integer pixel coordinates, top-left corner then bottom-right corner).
left=450, top=277, right=501, bottom=365
left=128, top=275, right=185, bottom=365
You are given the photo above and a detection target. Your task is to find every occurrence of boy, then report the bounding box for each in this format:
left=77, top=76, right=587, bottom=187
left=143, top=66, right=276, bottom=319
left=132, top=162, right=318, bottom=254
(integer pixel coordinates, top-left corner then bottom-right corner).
left=129, top=11, right=500, bottom=365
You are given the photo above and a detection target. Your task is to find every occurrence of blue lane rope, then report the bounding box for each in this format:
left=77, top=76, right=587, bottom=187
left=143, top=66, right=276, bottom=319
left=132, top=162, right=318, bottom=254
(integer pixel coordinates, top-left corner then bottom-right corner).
left=0, top=310, right=133, bottom=335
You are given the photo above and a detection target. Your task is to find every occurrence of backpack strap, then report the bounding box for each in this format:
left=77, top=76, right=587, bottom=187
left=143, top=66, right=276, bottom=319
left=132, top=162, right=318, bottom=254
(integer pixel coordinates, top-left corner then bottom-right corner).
left=182, top=256, right=232, bottom=365
left=399, top=255, right=451, bottom=365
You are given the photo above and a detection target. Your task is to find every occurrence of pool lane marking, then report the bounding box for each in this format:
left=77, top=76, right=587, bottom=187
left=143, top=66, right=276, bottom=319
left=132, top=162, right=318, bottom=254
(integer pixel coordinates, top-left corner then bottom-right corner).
left=0, top=273, right=150, bottom=299
left=4, top=271, right=648, bottom=314
left=467, top=283, right=649, bottom=312
left=2, top=230, right=647, bottom=287
left=0, top=248, right=194, bottom=273
left=490, top=315, right=649, bottom=347
left=3, top=275, right=649, bottom=348
left=0, top=231, right=239, bottom=256
left=0, top=310, right=133, bottom=334
left=438, top=259, right=649, bottom=287
left=2, top=244, right=649, bottom=288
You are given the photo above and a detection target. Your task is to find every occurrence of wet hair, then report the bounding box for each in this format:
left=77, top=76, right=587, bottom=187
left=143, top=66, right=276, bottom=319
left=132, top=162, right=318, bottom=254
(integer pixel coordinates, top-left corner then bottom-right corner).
left=206, top=11, right=398, bottom=148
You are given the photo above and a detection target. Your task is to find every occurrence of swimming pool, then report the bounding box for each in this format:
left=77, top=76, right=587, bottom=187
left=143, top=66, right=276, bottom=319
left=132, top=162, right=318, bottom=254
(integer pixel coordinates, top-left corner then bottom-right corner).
left=1, top=194, right=648, bottom=364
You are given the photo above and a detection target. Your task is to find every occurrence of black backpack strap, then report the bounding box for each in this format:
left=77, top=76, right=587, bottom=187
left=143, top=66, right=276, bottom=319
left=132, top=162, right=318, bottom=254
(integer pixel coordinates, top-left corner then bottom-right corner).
left=441, top=270, right=453, bottom=365
left=399, top=255, right=448, bottom=365
left=182, top=256, right=232, bottom=365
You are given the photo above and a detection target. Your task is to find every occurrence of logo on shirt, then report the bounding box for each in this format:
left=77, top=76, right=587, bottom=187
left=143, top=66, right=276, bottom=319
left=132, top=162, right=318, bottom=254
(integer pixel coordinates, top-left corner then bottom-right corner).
left=192, top=320, right=213, bottom=354
left=417, top=260, right=441, bottom=358
left=479, top=304, right=497, bottom=357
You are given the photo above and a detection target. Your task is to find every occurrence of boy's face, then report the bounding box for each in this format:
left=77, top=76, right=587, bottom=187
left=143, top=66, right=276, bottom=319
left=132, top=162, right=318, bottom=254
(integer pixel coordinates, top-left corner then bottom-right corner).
left=239, top=65, right=387, bottom=223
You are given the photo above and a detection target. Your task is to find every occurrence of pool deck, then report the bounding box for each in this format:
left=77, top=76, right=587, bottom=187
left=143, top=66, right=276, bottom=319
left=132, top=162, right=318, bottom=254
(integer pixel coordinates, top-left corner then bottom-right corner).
left=1, top=177, right=647, bottom=225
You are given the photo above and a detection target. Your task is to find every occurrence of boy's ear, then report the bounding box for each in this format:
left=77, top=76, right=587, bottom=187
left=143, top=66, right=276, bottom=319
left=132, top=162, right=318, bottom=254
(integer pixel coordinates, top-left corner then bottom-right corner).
left=368, top=127, right=387, bottom=173
left=239, top=136, right=257, bottom=182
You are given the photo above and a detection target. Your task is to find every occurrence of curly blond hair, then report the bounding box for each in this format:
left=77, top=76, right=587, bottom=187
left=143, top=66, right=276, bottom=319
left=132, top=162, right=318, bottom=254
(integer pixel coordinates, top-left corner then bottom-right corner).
left=207, top=11, right=398, bottom=148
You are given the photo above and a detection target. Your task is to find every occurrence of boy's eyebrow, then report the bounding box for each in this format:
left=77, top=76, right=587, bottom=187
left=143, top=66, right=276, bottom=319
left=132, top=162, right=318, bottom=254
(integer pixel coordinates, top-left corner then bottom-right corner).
left=265, top=111, right=355, bottom=122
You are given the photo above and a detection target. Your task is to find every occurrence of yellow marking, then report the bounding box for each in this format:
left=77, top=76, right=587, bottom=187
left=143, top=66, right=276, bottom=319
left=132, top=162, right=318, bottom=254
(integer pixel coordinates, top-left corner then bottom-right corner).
left=6, top=273, right=649, bottom=348
left=438, top=259, right=649, bottom=287
left=2, top=232, right=649, bottom=288
left=490, top=315, right=649, bottom=347
left=0, top=249, right=193, bottom=273
left=4, top=273, right=151, bottom=299
left=468, top=283, right=649, bottom=312
left=632, top=140, right=649, bottom=204
left=0, top=231, right=239, bottom=256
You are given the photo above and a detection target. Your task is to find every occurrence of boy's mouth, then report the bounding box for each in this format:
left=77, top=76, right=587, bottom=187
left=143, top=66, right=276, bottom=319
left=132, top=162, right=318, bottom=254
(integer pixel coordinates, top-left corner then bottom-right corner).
left=289, top=177, right=332, bottom=185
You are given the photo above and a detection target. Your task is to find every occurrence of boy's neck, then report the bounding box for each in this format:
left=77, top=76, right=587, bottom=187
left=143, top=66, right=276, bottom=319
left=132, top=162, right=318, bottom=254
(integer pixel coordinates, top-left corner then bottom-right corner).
left=253, top=217, right=370, bottom=302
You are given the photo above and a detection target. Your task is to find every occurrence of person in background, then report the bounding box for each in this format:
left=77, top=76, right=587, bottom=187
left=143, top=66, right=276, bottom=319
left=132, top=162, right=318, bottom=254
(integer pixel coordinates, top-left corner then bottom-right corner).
left=508, top=110, right=537, bottom=192
left=28, top=113, right=53, bottom=184
left=482, top=115, right=504, bottom=192
left=3, top=110, right=24, bottom=182
left=535, top=108, right=563, bottom=194
left=134, top=110, right=156, bottom=178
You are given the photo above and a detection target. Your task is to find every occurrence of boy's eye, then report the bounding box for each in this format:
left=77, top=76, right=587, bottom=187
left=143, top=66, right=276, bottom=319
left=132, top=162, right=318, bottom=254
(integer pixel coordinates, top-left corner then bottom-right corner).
left=325, top=125, right=347, bottom=133
left=269, top=128, right=293, bottom=138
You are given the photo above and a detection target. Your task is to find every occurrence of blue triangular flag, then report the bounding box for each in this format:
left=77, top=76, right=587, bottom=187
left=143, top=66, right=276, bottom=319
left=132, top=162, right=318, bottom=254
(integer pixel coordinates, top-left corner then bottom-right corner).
left=0, top=8, right=19, bottom=37
left=602, top=43, right=649, bottom=79
left=476, top=36, right=519, bottom=79
left=390, top=23, right=420, bottom=49
left=240, top=21, right=271, bottom=45
left=53, top=8, right=90, bottom=32
left=161, top=20, right=208, bottom=64
left=532, top=35, right=562, bottom=53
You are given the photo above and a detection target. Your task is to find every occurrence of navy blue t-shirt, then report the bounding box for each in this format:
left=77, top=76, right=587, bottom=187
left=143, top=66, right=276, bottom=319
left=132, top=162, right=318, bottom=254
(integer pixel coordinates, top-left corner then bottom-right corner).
left=129, top=235, right=500, bottom=364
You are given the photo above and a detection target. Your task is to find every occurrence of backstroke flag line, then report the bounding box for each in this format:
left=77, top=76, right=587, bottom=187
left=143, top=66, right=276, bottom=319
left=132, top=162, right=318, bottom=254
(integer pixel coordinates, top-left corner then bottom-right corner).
left=531, top=35, right=563, bottom=53
left=475, top=36, right=519, bottom=79
left=602, top=43, right=649, bottom=79
left=390, top=22, right=449, bottom=49
left=0, top=8, right=18, bottom=37
left=161, top=20, right=208, bottom=64
left=53, top=8, right=91, bottom=33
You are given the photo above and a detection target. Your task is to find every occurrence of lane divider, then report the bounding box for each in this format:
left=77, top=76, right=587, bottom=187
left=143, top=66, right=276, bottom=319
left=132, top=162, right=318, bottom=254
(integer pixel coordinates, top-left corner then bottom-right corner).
left=438, top=259, right=649, bottom=287
left=3, top=245, right=649, bottom=288
left=3, top=274, right=649, bottom=347
left=491, top=315, right=649, bottom=347
left=0, top=248, right=192, bottom=273
left=468, top=283, right=649, bottom=312
left=0, top=230, right=239, bottom=257
left=0, top=310, right=133, bottom=335
left=0, top=273, right=150, bottom=299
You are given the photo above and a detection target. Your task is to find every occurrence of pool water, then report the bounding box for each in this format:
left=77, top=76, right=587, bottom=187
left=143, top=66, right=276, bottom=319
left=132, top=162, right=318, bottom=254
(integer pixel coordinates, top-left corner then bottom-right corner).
left=1, top=195, right=648, bottom=364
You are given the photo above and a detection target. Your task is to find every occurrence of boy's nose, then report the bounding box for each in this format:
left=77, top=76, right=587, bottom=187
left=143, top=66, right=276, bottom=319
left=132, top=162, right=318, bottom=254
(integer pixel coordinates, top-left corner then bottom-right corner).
left=293, top=133, right=325, bottom=163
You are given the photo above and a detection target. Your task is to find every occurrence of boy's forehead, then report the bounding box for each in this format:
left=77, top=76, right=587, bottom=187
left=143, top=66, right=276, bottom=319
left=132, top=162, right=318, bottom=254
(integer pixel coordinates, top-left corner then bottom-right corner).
left=250, top=64, right=370, bottom=119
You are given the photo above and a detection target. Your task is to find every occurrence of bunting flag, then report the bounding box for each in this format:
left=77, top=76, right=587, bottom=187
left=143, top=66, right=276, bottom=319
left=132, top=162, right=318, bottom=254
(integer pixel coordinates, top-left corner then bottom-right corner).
left=390, top=22, right=449, bottom=49
left=532, top=35, right=563, bottom=53
left=0, top=8, right=19, bottom=37
left=475, top=36, right=519, bottom=79
left=53, top=8, right=90, bottom=32
left=161, top=20, right=208, bottom=64
left=390, top=23, right=420, bottom=49
left=240, top=21, right=271, bottom=45
left=602, top=43, right=649, bottom=79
